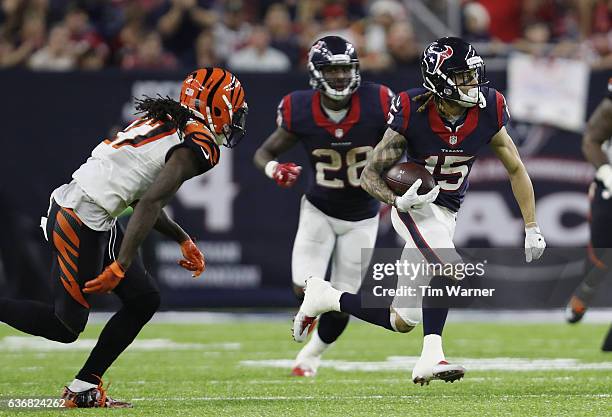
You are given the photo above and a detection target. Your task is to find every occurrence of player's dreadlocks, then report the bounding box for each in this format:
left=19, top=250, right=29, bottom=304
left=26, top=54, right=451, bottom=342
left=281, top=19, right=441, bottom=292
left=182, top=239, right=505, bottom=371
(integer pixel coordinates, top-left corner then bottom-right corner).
left=135, top=95, right=192, bottom=132
left=412, top=91, right=435, bottom=112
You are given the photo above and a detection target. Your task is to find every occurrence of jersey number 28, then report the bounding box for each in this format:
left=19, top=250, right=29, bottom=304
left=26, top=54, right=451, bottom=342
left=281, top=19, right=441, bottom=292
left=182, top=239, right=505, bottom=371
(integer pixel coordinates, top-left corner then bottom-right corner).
left=312, top=146, right=373, bottom=189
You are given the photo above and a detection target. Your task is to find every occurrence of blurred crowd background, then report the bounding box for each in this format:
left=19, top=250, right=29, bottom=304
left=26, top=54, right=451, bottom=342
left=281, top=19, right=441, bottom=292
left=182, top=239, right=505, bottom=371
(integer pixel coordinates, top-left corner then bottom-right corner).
left=0, top=0, right=610, bottom=73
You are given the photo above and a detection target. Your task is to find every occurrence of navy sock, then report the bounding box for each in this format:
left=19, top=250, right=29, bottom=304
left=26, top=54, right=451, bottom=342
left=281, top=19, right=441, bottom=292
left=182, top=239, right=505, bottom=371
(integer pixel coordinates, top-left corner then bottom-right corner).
left=422, top=308, right=448, bottom=336
left=317, top=311, right=350, bottom=344
left=422, top=275, right=452, bottom=336
left=339, top=293, right=393, bottom=331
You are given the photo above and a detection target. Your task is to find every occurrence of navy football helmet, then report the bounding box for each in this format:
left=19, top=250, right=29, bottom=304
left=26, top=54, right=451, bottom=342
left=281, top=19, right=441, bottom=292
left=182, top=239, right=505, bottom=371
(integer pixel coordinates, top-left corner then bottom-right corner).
left=307, top=36, right=360, bottom=101
left=421, top=37, right=488, bottom=107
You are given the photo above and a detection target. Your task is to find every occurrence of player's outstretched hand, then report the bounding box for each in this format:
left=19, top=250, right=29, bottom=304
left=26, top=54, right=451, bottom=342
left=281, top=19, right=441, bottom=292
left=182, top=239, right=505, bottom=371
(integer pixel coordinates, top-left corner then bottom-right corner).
left=267, top=161, right=302, bottom=188
left=525, top=225, right=546, bottom=262
left=179, top=238, right=206, bottom=277
left=84, top=261, right=125, bottom=294
left=394, top=179, right=440, bottom=212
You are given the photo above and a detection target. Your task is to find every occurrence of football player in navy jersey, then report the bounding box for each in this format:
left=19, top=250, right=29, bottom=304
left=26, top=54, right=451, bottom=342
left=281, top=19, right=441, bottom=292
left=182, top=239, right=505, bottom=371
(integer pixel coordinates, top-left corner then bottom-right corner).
left=565, top=79, right=612, bottom=351
left=254, top=36, right=395, bottom=377
left=293, top=37, right=547, bottom=384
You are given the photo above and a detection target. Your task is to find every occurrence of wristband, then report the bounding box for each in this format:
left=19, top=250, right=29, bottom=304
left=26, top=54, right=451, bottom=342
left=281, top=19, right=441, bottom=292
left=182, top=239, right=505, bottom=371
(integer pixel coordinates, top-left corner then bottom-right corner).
left=596, top=164, right=612, bottom=182
left=109, top=261, right=126, bottom=278
left=265, top=161, right=279, bottom=179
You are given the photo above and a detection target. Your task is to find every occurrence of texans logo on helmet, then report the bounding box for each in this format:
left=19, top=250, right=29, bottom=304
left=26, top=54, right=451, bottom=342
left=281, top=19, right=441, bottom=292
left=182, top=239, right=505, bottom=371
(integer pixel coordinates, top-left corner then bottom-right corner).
left=309, top=39, right=356, bottom=61
left=309, top=40, right=332, bottom=60
left=424, top=44, right=454, bottom=75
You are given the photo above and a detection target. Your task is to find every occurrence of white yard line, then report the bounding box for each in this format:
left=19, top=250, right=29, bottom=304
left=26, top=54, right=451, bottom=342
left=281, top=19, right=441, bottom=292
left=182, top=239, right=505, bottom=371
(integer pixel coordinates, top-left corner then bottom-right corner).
left=241, top=357, right=612, bottom=372
left=130, top=393, right=611, bottom=402
left=85, top=309, right=612, bottom=324
left=0, top=336, right=239, bottom=352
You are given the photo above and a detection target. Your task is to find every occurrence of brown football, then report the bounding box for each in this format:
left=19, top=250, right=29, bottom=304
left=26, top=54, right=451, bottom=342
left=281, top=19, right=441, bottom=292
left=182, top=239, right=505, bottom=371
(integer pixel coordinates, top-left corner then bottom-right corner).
left=383, top=162, right=436, bottom=196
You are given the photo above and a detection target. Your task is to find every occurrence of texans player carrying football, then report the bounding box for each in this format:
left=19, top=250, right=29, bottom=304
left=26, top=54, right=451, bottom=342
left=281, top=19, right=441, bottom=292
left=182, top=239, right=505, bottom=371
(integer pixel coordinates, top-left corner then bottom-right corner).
left=254, top=36, right=394, bottom=377
left=293, top=37, right=547, bottom=384
left=0, top=68, right=247, bottom=407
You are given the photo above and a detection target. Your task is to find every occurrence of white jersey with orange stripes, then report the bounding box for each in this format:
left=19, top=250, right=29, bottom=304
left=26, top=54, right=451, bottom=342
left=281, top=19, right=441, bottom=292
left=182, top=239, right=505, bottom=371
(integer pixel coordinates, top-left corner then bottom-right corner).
left=52, top=118, right=220, bottom=231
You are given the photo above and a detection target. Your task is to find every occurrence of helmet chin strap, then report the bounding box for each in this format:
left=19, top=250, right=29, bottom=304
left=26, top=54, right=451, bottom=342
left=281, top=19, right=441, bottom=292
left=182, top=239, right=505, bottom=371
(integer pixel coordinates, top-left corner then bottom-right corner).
left=322, top=87, right=351, bottom=101
left=456, top=87, right=480, bottom=107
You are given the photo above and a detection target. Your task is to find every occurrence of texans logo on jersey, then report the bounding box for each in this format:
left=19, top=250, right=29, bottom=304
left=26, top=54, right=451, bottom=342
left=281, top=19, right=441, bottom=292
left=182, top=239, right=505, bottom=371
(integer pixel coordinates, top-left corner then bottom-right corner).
left=423, top=44, right=454, bottom=75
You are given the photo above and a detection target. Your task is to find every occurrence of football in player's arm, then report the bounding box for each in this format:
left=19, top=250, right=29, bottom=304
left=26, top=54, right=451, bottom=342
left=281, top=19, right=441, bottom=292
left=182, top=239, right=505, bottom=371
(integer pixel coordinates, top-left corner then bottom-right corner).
left=362, top=111, right=543, bottom=262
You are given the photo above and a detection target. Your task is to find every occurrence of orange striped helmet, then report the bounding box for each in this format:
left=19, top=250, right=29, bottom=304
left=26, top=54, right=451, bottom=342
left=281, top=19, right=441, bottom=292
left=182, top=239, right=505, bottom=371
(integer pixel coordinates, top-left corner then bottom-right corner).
left=179, top=67, right=248, bottom=148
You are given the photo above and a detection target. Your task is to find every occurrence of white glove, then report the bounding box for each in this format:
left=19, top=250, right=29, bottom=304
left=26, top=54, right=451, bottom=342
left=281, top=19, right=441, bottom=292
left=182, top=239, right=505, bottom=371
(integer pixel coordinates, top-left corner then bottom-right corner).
left=596, top=164, right=612, bottom=192
left=525, top=225, right=546, bottom=263
left=394, top=179, right=440, bottom=212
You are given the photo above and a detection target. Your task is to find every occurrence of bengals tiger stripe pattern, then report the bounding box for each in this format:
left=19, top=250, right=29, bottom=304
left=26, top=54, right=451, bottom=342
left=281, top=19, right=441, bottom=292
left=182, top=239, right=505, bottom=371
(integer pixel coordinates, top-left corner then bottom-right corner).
left=52, top=207, right=90, bottom=309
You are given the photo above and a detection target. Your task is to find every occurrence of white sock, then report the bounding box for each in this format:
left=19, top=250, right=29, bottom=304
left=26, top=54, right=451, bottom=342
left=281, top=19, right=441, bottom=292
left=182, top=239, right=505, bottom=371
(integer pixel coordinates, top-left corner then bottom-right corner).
left=419, top=334, right=445, bottom=363
left=297, top=331, right=332, bottom=360
left=68, top=379, right=97, bottom=393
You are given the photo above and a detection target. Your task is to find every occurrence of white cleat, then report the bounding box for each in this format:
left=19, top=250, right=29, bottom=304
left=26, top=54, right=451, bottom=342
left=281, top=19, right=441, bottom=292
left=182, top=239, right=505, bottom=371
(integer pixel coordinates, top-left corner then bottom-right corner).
left=291, top=354, right=320, bottom=377
left=291, top=364, right=317, bottom=377
left=412, top=360, right=466, bottom=386
left=292, top=277, right=341, bottom=342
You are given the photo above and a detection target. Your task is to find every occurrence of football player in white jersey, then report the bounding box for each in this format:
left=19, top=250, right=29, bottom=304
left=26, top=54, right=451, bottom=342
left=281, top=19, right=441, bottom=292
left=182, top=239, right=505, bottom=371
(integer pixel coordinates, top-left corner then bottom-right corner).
left=0, top=68, right=247, bottom=408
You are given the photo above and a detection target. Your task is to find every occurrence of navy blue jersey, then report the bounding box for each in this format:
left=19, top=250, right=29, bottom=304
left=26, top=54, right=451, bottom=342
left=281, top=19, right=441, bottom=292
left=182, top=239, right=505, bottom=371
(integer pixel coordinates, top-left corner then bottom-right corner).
left=388, top=87, right=510, bottom=212
left=278, top=82, right=393, bottom=221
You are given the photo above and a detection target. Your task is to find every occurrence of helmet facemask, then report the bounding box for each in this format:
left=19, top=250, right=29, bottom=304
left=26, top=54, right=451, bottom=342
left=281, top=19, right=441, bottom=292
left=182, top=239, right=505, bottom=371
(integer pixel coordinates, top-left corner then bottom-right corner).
left=219, top=101, right=248, bottom=148
left=309, top=61, right=360, bottom=101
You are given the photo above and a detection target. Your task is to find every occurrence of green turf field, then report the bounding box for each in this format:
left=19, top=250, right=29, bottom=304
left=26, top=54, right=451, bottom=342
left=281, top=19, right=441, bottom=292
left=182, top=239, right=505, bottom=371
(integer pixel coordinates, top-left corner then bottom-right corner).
left=0, top=319, right=610, bottom=416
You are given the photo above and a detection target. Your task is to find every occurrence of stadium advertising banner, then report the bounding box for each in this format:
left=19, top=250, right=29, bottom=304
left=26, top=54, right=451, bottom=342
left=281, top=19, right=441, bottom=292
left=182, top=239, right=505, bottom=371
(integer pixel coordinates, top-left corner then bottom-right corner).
left=0, top=69, right=609, bottom=308
left=507, top=53, right=590, bottom=132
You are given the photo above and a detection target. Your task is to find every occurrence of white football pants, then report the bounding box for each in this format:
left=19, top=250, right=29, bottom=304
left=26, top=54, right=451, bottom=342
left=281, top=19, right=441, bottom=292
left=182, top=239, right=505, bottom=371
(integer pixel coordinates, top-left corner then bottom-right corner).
left=390, top=203, right=460, bottom=326
left=292, top=196, right=379, bottom=294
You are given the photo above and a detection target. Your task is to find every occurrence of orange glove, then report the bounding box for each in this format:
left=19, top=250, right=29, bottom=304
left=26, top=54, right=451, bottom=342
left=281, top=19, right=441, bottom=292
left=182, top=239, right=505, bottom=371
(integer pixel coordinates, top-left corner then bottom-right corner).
left=84, top=261, right=125, bottom=294
left=178, top=239, right=206, bottom=277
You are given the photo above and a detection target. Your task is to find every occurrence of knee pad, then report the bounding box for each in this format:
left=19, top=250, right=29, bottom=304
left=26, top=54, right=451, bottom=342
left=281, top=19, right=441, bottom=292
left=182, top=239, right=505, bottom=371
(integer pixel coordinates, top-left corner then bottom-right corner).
left=55, top=326, right=80, bottom=344
left=390, top=307, right=421, bottom=333
left=124, top=291, right=161, bottom=319
left=51, top=315, right=81, bottom=343
left=321, top=311, right=349, bottom=322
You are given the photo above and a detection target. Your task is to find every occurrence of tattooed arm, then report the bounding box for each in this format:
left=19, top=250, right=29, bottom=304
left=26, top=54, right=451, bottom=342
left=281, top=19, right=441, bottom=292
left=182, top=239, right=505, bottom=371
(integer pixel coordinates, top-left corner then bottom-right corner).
left=360, top=127, right=408, bottom=205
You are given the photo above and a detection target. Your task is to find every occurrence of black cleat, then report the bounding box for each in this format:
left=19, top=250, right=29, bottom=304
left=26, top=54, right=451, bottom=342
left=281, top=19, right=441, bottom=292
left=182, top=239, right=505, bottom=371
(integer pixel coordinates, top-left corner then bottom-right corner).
left=61, top=379, right=132, bottom=408
left=565, top=295, right=587, bottom=324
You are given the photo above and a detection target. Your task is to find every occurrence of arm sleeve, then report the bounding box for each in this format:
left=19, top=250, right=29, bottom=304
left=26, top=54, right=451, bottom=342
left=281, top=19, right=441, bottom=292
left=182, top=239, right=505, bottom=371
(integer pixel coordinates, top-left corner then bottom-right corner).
left=387, top=91, right=411, bottom=135
left=276, top=94, right=293, bottom=133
